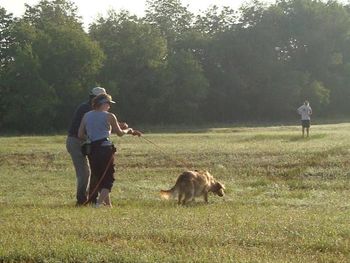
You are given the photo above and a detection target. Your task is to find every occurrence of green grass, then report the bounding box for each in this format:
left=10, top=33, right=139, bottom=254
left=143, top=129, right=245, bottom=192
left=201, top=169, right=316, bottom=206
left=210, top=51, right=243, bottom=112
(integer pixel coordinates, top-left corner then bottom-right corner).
left=0, top=124, right=350, bottom=262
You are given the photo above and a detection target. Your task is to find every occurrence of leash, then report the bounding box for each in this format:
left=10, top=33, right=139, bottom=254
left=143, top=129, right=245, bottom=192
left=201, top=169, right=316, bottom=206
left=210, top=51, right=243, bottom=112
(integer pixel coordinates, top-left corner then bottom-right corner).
left=83, top=135, right=192, bottom=206
left=140, top=136, right=193, bottom=170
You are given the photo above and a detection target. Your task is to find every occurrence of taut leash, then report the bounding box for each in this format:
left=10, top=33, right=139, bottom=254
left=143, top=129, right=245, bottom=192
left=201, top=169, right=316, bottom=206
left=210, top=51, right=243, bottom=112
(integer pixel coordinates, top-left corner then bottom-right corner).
left=140, top=136, right=193, bottom=170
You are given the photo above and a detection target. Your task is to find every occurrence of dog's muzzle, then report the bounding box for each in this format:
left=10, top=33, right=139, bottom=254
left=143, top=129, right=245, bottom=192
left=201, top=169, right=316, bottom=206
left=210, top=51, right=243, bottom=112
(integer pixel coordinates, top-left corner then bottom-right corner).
left=217, top=189, right=224, bottom=197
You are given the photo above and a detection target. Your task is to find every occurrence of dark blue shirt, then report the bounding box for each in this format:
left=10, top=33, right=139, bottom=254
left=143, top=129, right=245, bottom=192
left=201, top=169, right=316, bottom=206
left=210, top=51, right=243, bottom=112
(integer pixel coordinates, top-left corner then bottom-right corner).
left=68, top=101, right=92, bottom=137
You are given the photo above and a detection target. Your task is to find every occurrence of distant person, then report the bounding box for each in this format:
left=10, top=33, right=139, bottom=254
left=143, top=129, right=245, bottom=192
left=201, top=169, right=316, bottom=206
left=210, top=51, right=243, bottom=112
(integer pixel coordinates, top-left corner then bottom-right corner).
left=297, top=100, right=312, bottom=137
left=66, top=87, right=128, bottom=206
left=78, top=93, right=142, bottom=208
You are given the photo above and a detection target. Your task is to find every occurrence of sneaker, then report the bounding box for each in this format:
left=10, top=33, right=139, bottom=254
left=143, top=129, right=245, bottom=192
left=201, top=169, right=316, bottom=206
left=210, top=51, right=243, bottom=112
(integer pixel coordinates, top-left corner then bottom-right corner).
left=93, top=203, right=103, bottom=208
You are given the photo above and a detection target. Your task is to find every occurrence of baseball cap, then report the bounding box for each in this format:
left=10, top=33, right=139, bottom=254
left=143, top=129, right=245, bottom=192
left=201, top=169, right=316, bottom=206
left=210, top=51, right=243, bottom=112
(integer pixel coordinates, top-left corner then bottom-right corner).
left=90, top=87, right=106, bottom=96
left=99, top=98, right=116, bottom=104
left=93, top=94, right=116, bottom=106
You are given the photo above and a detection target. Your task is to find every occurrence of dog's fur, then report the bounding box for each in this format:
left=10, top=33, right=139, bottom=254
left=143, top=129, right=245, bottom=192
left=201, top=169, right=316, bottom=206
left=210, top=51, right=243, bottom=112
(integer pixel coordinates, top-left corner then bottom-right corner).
left=160, top=170, right=225, bottom=205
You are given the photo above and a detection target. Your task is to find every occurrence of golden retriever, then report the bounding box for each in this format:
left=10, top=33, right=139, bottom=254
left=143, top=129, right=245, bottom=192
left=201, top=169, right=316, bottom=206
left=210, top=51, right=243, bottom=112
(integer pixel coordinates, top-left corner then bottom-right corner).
left=160, top=170, right=225, bottom=205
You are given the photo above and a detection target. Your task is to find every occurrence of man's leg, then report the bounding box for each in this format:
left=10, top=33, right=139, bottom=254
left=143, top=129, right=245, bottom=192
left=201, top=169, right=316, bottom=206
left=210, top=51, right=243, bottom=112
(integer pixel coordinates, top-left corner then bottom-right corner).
left=66, top=137, right=90, bottom=205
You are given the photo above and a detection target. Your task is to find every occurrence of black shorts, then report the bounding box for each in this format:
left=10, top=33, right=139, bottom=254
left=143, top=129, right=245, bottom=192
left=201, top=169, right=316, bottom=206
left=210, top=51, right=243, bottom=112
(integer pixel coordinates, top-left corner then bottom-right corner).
left=301, top=120, right=310, bottom=128
left=88, top=145, right=115, bottom=192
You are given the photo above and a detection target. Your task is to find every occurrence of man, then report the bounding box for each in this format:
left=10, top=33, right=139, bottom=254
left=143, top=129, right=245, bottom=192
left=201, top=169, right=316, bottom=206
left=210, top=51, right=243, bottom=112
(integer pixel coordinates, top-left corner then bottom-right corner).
left=66, top=87, right=106, bottom=205
left=66, top=87, right=128, bottom=205
left=297, top=100, right=312, bottom=137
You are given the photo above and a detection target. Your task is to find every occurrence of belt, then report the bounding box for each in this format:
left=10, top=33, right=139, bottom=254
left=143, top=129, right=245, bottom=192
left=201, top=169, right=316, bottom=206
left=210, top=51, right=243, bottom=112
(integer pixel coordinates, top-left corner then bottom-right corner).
left=91, top=138, right=109, bottom=146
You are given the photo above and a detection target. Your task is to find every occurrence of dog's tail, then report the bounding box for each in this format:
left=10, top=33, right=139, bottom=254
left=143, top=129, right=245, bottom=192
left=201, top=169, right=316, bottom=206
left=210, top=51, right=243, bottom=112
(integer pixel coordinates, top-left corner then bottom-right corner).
left=160, top=186, right=177, bottom=200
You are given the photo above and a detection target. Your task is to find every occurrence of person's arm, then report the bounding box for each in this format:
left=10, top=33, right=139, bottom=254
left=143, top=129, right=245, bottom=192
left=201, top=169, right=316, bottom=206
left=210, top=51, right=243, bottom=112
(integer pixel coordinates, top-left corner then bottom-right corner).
left=108, top=113, right=142, bottom=137
left=309, top=107, right=312, bottom=115
left=78, top=114, right=87, bottom=140
left=297, top=106, right=302, bottom=114
left=118, top=122, right=128, bottom=130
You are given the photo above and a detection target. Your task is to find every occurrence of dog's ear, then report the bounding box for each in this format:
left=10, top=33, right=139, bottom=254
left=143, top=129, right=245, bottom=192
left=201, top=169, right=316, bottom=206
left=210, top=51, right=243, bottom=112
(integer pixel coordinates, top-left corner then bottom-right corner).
left=218, top=182, right=225, bottom=190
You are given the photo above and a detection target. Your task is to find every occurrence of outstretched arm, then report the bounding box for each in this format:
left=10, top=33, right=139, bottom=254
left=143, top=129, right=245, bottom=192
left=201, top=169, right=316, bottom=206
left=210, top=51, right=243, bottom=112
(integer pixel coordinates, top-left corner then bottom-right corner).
left=118, top=122, right=128, bottom=129
left=108, top=113, right=142, bottom=137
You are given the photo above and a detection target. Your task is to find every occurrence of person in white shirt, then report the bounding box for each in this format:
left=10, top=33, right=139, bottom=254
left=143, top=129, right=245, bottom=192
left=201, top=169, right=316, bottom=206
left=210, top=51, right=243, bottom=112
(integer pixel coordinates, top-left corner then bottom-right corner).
left=297, top=100, right=312, bottom=137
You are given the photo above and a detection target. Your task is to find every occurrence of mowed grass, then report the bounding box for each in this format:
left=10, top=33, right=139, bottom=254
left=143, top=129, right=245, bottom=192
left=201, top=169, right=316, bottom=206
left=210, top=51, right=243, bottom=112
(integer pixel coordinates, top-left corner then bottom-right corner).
left=0, top=124, right=350, bottom=262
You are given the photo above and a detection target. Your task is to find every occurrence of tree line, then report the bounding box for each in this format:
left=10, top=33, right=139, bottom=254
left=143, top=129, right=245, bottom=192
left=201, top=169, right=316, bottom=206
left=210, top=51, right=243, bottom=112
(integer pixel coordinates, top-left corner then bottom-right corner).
left=1, top=0, right=350, bottom=132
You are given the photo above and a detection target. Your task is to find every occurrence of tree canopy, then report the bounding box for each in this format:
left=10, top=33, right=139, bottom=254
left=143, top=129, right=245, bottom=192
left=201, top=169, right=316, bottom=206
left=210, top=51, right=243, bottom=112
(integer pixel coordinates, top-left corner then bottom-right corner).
left=1, top=0, right=350, bottom=132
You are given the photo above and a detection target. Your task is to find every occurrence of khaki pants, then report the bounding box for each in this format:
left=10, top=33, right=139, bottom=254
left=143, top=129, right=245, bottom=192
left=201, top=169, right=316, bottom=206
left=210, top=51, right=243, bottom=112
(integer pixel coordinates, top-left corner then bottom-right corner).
left=66, top=136, right=90, bottom=205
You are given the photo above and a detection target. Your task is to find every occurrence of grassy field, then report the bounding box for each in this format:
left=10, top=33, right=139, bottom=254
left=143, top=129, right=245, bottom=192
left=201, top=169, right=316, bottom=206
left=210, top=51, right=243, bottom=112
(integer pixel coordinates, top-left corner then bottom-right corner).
left=0, top=124, right=349, bottom=262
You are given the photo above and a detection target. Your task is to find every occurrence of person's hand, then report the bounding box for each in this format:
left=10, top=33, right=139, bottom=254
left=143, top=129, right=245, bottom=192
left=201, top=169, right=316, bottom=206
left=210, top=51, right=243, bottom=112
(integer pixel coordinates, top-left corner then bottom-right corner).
left=119, top=122, right=128, bottom=129
left=132, top=130, right=142, bottom=137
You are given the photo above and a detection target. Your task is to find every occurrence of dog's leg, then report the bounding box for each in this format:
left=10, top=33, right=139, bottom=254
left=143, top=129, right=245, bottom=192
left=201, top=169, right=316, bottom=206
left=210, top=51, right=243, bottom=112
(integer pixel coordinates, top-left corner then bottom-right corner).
left=203, top=192, right=208, bottom=203
left=183, top=193, right=194, bottom=205
left=178, top=193, right=184, bottom=205
left=182, top=194, right=189, bottom=205
left=182, top=182, right=194, bottom=205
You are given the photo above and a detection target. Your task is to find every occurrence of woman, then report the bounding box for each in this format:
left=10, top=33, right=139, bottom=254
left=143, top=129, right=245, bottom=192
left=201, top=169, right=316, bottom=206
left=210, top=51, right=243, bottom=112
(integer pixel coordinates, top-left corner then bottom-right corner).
left=78, top=93, right=142, bottom=207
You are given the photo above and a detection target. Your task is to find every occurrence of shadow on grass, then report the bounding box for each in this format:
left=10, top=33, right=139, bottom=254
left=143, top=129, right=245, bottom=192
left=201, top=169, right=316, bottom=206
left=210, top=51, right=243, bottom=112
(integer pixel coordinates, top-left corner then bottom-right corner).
left=3, top=197, right=231, bottom=210
left=287, top=133, right=327, bottom=142
left=114, top=198, right=230, bottom=210
left=240, top=133, right=327, bottom=142
left=3, top=202, right=77, bottom=209
left=237, top=133, right=327, bottom=143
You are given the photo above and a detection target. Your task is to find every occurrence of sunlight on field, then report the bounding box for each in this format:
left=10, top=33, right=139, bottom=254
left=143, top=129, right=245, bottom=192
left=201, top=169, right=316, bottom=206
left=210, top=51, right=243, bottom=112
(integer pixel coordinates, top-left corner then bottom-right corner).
left=0, top=124, right=350, bottom=262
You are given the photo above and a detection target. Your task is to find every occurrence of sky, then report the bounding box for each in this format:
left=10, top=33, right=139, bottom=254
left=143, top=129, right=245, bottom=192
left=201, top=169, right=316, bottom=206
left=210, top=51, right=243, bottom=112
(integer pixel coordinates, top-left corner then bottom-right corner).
left=1, top=0, right=277, bottom=27
left=2, top=0, right=349, bottom=28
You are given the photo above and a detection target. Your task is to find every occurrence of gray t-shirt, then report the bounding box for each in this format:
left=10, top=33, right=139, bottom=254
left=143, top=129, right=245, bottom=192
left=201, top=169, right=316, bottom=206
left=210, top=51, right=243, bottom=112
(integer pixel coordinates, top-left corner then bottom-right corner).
left=297, top=105, right=312, bottom=120
left=83, top=111, right=111, bottom=143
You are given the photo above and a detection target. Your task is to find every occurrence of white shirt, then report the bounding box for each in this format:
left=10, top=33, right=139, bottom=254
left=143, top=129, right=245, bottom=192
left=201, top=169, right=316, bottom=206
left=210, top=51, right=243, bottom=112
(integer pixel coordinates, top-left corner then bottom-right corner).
left=297, top=105, right=312, bottom=120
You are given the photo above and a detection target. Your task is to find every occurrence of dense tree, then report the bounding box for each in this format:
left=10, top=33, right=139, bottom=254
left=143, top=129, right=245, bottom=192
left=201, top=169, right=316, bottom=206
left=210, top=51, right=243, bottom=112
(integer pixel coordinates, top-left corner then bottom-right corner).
left=2, top=0, right=350, bottom=132
left=89, top=10, right=167, bottom=123
left=145, top=0, right=193, bottom=49
left=1, top=21, right=57, bottom=131
left=22, top=0, right=104, bottom=129
left=159, top=50, right=208, bottom=123
left=278, top=0, right=350, bottom=114
left=0, top=7, right=14, bottom=129
left=194, top=6, right=237, bottom=35
left=0, top=7, right=14, bottom=65
left=144, top=0, right=210, bottom=123
left=0, top=0, right=104, bottom=131
left=201, top=0, right=348, bottom=121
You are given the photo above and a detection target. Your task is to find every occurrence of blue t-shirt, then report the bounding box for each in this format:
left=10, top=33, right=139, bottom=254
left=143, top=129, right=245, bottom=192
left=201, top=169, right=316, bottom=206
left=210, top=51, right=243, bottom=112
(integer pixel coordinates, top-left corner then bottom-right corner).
left=84, top=111, right=111, bottom=143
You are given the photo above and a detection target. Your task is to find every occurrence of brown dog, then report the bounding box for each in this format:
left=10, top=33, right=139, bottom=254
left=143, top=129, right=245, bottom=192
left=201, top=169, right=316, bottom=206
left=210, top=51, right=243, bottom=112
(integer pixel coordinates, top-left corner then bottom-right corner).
left=160, top=170, right=225, bottom=205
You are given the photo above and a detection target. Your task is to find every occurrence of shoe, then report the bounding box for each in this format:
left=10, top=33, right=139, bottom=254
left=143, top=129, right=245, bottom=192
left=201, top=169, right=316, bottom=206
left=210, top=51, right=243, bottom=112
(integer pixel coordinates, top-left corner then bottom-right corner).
left=93, top=203, right=103, bottom=208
